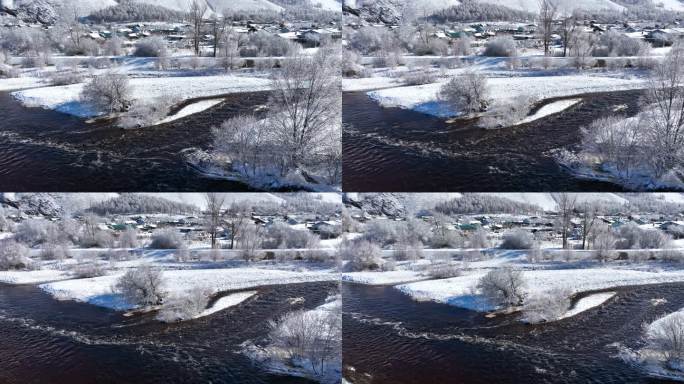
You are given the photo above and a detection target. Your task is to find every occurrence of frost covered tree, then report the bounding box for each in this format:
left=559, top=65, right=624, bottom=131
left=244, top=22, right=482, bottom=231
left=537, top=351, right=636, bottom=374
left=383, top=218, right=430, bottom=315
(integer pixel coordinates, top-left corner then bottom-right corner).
left=237, top=223, right=263, bottom=261
left=188, top=0, right=207, bottom=56
left=268, top=307, right=341, bottom=376
left=580, top=202, right=598, bottom=250
left=580, top=115, right=643, bottom=177
left=150, top=228, right=184, bottom=249
left=553, top=193, right=576, bottom=249
left=339, top=239, right=383, bottom=271
left=645, top=313, right=684, bottom=365
left=156, top=286, right=210, bottom=322
left=538, top=0, right=558, bottom=56
left=439, top=71, right=489, bottom=115
left=643, top=44, right=684, bottom=176
left=468, top=227, right=490, bottom=248
left=80, top=72, right=132, bottom=114
left=204, top=193, right=225, bottom=249
left=268, top=47, right=341, bottom=172
left=134, top=36, right=168, bottom=57
left=500, top=229, right=534, bottom=249
left=477, top=267, right=526, bottom=308
left=116, top=265, right=165, bottom=306
left=483, top=36, right=517, bottom=57
left=522, top=286, right=571, bottom=323
left=212, top=115, right=271, bottom=177
left=0, top=239, right=30, bottom=270
left=119, top=227, right=139, bottom=248
left=225, top=202, right=249, bottom=249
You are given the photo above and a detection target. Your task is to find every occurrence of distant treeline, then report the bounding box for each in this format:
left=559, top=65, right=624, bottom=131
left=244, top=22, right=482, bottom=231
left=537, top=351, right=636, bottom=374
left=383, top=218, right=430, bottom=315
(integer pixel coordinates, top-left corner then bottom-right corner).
left=87, top=1, right=186, bottom=23
left=435, top=195, right=541, bottom=215
left=428, top=0, right=535, bottom=23
left=88, top=194, right=198, bottom=215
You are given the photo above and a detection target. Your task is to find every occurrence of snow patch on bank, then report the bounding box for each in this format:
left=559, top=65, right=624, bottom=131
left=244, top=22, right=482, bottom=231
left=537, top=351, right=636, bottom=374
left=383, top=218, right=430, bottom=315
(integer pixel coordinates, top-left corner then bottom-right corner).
left=199, top=290, right=257, bottom=318
left=156, top=98, right=224, bottom=125
left=516, top=98, right=582, bottom=125
left=560, top=291, right=616, bottom=319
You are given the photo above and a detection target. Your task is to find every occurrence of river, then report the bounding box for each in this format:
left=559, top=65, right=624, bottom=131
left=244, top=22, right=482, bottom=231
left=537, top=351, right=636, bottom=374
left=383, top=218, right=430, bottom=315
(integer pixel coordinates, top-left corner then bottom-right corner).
left=0, top=281, right=338, bottom=384
left=343, top=90, right=645, bottom=192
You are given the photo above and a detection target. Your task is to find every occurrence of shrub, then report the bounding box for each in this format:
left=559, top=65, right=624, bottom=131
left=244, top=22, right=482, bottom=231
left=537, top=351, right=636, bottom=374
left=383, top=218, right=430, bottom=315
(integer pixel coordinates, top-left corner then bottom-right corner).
left=468, top=228, right=490, bottom=248
left=156, top=286, right=210, bottom=322
left=483, top=36, right=517, bottom=57
left=71, top=261, right=107, bottom=278
left=425, top=263, right=461, bottom=279
left=439, top=71, right=489, bottom=114
left=645, top=312, right=684, bottom=366
left=339, top=239, right=383, bottom=272
left=267, top=307, right=341, bottom=376
left=500, top=229, right=534, bottom=249
left=115, top=265, right=165, bottom=307
left=393, top=241, right=423, bottom=261
left=15, top=219, right=59, bottom=246
left=477, top=267, right=526, bottom=308
left=133, top=36, right=168, bottom=57
left=401, top=69, right=437, bottom=85
left=80, top=72, right=132, bottom=114
left=40, top=243, right=70, bottom=260
left=46, top=69, right=85, bottom=86
left=0, top=240, right=30, bottom=270
left=119, top=228, right=139, bottom=248
left=521, top=287, right=572, bottom=323
left=150, top=228, right=184, bottom=249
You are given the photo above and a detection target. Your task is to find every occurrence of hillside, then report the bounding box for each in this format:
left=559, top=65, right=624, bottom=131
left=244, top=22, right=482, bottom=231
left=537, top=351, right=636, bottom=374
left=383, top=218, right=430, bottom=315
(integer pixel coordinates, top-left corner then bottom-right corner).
left=481, top=0, right=625, bottom=13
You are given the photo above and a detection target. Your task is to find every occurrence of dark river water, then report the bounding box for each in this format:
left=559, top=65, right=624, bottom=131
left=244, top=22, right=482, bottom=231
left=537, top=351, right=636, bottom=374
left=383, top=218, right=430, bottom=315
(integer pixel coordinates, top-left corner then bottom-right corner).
left=342, top=90, right=645, bottom=192
left=342, top=282, right=684, bottom=384
left=0, top=91, right=271, bottom=192
left=0, top=281, right=338, bottom=384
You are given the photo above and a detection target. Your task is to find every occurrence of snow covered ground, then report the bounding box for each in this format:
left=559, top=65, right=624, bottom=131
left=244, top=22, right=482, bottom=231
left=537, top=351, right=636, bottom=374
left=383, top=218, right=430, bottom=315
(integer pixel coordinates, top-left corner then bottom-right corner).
left=560, top=291, right=616, bottom=320
left=39, top=268, right=338, bottom=310
left=367, top=75, right=647, bottom=118
left=12, top=75, right=272, bottom=118
left=397, top=268, right=684, bottom=312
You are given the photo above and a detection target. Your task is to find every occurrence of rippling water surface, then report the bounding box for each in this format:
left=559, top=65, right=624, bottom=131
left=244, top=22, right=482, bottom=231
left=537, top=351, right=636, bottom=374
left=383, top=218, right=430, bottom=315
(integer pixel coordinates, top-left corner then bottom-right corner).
left=0, top=281, right=337, bottom=384
left=343, top=282, right=684, bottom=384
left=0, top=91, right=271, bottom=191
left=343, top=91, right=644, bottom=192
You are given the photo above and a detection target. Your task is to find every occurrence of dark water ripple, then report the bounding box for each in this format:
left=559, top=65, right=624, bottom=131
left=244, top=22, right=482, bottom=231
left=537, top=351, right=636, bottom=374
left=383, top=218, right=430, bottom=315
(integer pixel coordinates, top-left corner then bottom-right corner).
left=0, top=91, right=271, bottom=191
left=342, top=90, right=645, bottom=192
left=0, top=281, right=338, bottom=384
left=342, top=282, right=684, bottom=384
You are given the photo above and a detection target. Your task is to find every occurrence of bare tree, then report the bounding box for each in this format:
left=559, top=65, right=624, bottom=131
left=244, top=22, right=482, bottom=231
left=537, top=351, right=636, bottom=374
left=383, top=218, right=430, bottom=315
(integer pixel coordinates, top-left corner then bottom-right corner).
left=80, top=71, right=132, bottom=113
left=116, top=265, right=165, bottom=306
left=439, top=71, right=489, bottom=114
left=477, top=267, right=526, bottom=308
left=225, top=202, right=249, bottom=249
left=268, top=47, right=341, bottom=170
left=580, top=202, right=597, bottom=250
left=268, top=305, right=341, bottom=376
left=646, top=313, right=684, bottom=364
left=204, top=193, right=225, bottom=249
left=553, top=193, right=577, bottom=249
left=188, top=0, right=207, bottom=56
left=559, top=15, right=578, bottom=57
left=538, top=0, right=558, bottom=56
left=643, top=44, right=684, bottom=176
